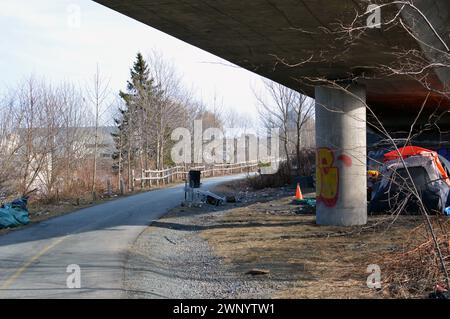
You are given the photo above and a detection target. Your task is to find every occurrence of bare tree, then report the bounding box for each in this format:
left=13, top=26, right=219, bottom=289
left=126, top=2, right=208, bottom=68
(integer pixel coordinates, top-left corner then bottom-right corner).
left=86, top=65, right=111, bottom=200
left=147, top=51, right=192, bottom=169
left=254, top=79, right=315, bottom=174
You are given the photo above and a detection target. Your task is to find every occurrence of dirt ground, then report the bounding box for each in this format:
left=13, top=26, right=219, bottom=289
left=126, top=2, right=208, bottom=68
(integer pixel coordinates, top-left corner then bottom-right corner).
left=182, top=181, right=428, bottom=299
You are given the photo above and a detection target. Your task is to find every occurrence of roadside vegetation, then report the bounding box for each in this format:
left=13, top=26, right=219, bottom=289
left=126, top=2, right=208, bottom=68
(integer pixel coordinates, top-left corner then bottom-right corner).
left=0, top=52, right=256, bottom=220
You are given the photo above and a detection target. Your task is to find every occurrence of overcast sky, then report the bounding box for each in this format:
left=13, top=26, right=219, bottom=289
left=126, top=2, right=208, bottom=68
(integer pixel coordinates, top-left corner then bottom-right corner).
left=0, top=0, right=269, bottom=118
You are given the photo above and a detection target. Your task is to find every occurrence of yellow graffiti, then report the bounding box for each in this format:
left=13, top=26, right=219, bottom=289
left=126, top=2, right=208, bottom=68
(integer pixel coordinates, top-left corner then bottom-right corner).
left=316, top=148, right=339, bottom=207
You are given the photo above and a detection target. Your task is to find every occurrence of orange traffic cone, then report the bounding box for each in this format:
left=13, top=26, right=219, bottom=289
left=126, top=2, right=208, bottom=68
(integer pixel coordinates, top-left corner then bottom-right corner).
left=295, top=183, right=303, bottom=200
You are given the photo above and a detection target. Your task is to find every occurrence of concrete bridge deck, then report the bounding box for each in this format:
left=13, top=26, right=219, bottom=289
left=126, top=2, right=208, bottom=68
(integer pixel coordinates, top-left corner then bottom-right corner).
left=95, top=0, right=449, bottom=128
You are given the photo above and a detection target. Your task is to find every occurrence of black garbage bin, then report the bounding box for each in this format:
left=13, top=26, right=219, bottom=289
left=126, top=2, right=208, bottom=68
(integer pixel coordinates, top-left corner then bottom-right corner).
left=188, top=170, right=201, bottom=188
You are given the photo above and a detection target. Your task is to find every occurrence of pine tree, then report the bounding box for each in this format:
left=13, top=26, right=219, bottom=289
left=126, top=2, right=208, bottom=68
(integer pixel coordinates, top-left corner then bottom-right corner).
left=112, top=53, right=157, bottom=188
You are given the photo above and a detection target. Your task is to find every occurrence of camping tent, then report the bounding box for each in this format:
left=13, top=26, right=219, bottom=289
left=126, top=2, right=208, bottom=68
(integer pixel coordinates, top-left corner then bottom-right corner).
left=383, top=146, right=450, bottom=186
left=370, top=147, right=450, bottom=215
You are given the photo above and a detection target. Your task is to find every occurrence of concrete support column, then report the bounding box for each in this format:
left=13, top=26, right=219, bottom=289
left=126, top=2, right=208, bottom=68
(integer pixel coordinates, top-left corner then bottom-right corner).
left=315, top=84, right=367, bottom=226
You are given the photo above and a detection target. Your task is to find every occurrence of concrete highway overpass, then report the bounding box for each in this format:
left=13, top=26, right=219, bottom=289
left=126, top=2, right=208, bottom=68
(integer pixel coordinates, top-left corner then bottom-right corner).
left=94, top=0, right=449, bottom=226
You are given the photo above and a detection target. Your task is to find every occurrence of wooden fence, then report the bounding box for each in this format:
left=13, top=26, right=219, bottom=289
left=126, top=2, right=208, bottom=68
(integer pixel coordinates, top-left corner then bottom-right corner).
left=131, top=160, right=262, bottom=190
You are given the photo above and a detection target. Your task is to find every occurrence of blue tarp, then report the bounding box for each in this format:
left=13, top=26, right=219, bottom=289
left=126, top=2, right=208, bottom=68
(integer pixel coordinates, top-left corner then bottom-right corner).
left=445, top=206, right=450, bottom=216
left=0, top=197, right=30, bottom=229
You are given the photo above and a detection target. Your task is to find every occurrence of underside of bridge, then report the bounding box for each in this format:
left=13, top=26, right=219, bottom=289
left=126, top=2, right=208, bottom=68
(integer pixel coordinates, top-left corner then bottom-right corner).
left=96, top=0, right=449, bottom=130
left=94, top=0, right=449, bottom=226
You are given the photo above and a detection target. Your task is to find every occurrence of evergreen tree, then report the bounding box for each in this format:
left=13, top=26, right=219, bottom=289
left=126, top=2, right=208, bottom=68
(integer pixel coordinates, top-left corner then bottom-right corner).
left=112, top=53, right=157, bottom=185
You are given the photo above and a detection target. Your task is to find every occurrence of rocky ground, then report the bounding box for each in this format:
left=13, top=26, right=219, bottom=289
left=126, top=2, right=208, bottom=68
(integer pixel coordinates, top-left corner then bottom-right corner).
left=122, top=185, right=292, bottom=298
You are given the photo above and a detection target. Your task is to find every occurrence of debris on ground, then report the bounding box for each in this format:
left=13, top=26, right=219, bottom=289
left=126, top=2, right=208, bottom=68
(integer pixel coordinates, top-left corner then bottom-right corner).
left=291, top=198, right=316, bottom=214
left=184, top=182, right=226, bottom=207
left=164, top=235, right=177, bottom=245
left=225, top=195, right=237, bottom=203
left=245, top=269, right=270, bottom=276
left=429, top=284, right=449, bottom=299
left=0, top=197, right=30, bottom=229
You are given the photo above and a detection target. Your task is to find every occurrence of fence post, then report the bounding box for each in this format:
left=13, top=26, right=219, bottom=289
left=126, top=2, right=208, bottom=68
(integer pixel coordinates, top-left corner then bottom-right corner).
left=107, top=179, right=112, bottom=196
left=131, top=169, right=135, bottom=192
left=157, top=171, right=160, bottom=187
left=141, top=169, right=144, bottom=189
left=149, top=171, right=152, bottom=188
left=120, top=178, right=125, bottom=195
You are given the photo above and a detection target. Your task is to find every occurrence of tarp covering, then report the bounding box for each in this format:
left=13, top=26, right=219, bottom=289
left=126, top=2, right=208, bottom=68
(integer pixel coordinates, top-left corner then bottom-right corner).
left=383, top=146, right=435, bottom=161
left=370, top=154, right=450, bottom=215
left=0, top=197, right=30, bottom=229
left=383, top=146, right=450, bottom=186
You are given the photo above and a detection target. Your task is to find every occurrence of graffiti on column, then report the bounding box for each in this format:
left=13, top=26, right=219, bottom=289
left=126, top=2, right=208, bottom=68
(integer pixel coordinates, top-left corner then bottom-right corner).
left=316, top=148, right=353, bottom=207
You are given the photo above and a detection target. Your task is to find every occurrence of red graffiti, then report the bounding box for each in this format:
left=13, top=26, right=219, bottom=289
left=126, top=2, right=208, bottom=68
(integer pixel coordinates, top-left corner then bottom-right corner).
left=337, top=154, right=352, bottom=167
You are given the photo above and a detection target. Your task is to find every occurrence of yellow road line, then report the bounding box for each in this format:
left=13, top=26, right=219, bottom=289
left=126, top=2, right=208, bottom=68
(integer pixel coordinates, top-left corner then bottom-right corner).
left=0, top=236, right=68, bottom=290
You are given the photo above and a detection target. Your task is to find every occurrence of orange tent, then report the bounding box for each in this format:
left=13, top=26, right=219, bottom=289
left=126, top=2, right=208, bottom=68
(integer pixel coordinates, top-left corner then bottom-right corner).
left=383, top=146, right=450, bottom=186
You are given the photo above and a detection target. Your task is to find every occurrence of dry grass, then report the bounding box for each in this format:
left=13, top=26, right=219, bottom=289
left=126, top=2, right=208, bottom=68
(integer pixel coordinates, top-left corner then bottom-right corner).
left=198, top=184, right=425, bottom=298
left=379, top=219, right=450, bottom=298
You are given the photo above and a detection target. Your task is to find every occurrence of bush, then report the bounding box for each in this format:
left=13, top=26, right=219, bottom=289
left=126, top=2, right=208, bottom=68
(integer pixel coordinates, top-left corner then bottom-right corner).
left=247, top=161, right=291, bottom=189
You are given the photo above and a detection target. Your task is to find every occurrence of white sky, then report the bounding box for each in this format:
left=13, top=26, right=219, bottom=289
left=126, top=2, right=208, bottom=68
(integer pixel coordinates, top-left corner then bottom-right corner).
left=0, top=0, right=269, bottom=119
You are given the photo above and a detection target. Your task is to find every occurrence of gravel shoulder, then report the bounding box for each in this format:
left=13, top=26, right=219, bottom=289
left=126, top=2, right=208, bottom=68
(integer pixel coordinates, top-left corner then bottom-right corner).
left=123, top=203, right=286, bottom=299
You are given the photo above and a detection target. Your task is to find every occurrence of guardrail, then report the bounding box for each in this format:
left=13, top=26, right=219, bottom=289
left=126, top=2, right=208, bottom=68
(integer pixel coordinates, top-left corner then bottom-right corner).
left=131, top=160, right=276, bottom=190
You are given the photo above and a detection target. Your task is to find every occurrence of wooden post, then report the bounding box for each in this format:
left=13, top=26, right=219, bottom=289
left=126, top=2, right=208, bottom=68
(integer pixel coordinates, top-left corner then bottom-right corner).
left=120, top=178, right=125, bottom=195
left=141, top=169, right=144, bottom=189
left=149, top=171, right=152, bottom=188
left=107, top=179, right=112, bottom=196
left=131, top=169, right=135, bottom=192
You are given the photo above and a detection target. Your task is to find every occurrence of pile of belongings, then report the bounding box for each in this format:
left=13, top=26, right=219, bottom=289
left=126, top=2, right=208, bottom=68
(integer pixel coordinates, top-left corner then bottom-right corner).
left=196, top=190, right=226, bottom=206
left=0, top=197, right=30, bottom=229
left=292, top=198, right=316, bottom=214
left=369, top=146, right=450, bottom=215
